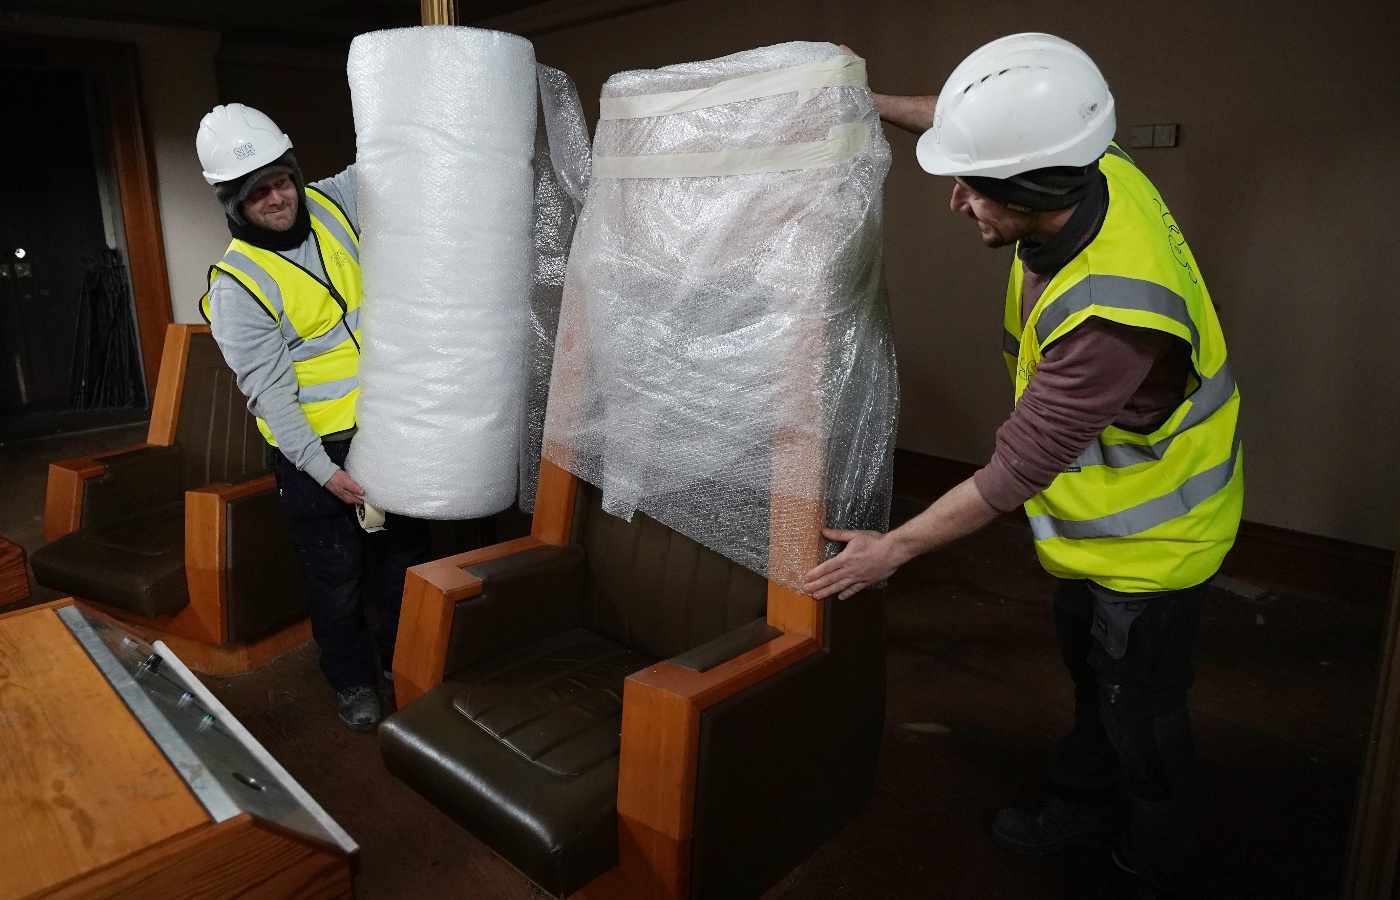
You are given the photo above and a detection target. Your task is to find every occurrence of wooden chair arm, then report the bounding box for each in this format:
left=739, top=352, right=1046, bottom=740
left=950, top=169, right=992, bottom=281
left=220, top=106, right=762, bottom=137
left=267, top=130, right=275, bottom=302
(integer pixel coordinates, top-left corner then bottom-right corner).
left=183, top=475, right=277, bottom=644
left=394, top=535, right=545, bottom=709
left=581, top=628, right=821, bottom=900
left=43, top=444, right=155, bottom=541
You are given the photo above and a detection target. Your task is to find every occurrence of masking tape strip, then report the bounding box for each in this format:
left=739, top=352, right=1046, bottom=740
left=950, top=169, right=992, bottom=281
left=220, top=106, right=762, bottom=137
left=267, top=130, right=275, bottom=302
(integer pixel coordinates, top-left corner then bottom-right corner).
left=599, top=56, right=867, bottom=120
left=358, top=501, right=386, bottom=532
left=592, top=123, right=869, bottom=180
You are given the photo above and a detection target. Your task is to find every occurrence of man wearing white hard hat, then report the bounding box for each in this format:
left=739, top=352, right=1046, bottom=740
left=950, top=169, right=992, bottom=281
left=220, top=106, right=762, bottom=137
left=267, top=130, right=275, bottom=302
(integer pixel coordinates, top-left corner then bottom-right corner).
left=195, top=103, right=430, bottom=732
left=804, top=35, right=1242, bottom=897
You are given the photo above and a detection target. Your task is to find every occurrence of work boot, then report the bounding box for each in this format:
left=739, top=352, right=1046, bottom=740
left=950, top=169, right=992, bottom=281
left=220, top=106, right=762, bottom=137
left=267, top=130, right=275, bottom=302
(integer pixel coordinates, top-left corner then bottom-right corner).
left=991, top=793, right=1124, bottom=856
left=336, top=684, right=382, bottom=732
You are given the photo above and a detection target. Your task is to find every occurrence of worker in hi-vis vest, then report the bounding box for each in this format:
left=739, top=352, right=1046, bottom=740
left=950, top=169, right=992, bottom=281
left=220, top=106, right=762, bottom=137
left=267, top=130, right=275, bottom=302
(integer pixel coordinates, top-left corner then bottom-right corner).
left=196, top=104, right=430, bottom=732
left=804, top=35, right=1241, bottom=898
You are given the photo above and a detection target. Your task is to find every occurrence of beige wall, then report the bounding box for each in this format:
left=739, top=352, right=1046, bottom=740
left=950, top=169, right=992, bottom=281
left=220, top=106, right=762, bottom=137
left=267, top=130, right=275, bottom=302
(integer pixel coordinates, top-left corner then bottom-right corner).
left=524, top=0, right=1400, bottom=549
left=0, top=14, right=228, bottom=326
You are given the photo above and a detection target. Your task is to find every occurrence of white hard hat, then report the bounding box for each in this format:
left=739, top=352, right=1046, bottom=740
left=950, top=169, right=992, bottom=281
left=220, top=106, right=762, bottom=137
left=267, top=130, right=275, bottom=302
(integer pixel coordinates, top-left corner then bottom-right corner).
left=916, top=33, right=1116, bottom=179
left=196, top=103, right=294, bottom=185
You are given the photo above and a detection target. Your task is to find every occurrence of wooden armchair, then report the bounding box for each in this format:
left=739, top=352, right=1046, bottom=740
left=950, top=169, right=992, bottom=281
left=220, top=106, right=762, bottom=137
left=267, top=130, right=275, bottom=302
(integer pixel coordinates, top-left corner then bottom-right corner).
left=380, top=457, right=885, bottom=900
left=31, top=324, right=309, bottom=673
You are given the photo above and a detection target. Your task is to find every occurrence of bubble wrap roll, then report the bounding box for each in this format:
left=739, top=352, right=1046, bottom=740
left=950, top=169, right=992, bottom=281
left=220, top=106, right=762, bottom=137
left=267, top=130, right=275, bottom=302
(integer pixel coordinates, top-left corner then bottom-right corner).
left=346, top=26, right=538, bottom=518
left=544, top=42, right=898, bottom=589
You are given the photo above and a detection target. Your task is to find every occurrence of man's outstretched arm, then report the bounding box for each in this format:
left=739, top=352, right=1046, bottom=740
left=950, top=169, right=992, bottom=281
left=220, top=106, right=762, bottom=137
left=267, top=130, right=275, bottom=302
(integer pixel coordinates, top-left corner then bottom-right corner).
left=802, top=477, right=999, bottom=600
left=872, top=93, right=938, bottom=136
left=836, top=46, right=936, bottom=136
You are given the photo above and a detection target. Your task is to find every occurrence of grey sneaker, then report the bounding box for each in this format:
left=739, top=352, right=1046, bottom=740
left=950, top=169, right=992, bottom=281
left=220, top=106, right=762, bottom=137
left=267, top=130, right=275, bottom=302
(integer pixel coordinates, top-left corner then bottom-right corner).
left=990, top=793, right=1124, bottom=855
left=335, top=684, right=382, bottom=732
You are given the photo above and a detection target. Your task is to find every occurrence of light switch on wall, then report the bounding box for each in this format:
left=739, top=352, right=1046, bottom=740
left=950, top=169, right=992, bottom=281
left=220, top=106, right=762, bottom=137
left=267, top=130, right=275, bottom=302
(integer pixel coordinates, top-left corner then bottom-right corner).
left=1128, top=124, right=1181, bottom=149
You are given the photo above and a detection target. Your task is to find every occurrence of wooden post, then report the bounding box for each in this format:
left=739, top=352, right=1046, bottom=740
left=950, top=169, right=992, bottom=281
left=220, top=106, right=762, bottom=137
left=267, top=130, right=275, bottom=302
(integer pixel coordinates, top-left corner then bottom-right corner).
left=421, top=0, right=457, bottom=24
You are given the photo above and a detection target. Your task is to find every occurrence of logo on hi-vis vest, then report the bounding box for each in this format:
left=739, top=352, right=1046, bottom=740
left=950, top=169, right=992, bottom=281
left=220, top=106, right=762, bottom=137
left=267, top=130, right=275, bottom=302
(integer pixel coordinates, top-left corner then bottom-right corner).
left=329, top=249, right=351, bottom=269
left=1018, top=359, right=1039, bottom=384
left=1154, top=198, right=1198, bottom=284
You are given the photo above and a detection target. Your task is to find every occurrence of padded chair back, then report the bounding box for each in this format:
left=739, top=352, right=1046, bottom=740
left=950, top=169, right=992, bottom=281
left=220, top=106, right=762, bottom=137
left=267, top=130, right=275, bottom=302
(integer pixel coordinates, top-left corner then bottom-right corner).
left=573, top=481, right=768, bottom=661
left=175, top=333, right=267, bottom=489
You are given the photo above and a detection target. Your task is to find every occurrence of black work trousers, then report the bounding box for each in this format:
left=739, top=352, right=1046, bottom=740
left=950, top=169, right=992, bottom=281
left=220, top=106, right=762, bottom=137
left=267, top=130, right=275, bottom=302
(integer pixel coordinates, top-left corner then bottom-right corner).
left=1045, top=577, right=1208, bottom=892
left=271, top=440, right=432, bottom=692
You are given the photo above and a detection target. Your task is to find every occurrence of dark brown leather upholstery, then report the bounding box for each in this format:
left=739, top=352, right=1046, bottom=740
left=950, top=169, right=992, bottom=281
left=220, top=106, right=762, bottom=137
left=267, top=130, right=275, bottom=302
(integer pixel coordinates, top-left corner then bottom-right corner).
left=444, top=544, right=587, bottom=677
left=575, top=481, right=768, bottom=660
left=382, top=484, right=886, bottom=899
left=175, top=333, right=267, bottom=490
left=689, top=588, right=885, bottom=900
left=224, top=487, right=306, bottom=642
left=80, top=445, right=182, bottom=529
left=453, top=628, right=649, bottom=778
left=33, top=331, right=304, bottom=639
left=382, top=674, right=625, bottom=897
left=33, top=504, right=188, bottom=618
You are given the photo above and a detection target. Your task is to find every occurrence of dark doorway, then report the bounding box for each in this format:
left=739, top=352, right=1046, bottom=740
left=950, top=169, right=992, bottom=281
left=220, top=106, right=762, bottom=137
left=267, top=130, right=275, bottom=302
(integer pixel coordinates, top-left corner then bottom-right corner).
left=0, top=62, right=147, bottom=442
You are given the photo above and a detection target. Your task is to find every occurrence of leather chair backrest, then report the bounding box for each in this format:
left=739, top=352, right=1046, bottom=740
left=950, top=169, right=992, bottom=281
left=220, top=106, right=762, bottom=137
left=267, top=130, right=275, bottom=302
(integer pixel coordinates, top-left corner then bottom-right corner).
left=175, top=333, right=268, bottom=490
left=573, top=481, right=767, bottom=661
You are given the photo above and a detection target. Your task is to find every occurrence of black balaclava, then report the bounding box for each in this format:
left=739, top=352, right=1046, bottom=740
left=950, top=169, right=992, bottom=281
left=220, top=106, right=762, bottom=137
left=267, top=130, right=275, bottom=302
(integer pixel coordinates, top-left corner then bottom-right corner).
left=214, top=151, right=310, bottom=251
left=962, top=159, right=1102, bottom=213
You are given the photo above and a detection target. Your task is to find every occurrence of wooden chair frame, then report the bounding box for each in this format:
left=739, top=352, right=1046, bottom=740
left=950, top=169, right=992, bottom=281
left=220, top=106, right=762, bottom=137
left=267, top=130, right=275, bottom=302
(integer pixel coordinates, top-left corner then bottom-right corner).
left=393, top=457, right=826, bottom=900
left=41, top=324, right=308, bottom=672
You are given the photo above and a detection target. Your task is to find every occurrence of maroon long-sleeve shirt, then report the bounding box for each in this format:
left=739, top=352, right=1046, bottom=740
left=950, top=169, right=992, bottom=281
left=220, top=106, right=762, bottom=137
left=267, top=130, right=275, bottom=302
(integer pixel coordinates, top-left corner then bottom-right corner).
left=971, top=176, right=1193, bottom=513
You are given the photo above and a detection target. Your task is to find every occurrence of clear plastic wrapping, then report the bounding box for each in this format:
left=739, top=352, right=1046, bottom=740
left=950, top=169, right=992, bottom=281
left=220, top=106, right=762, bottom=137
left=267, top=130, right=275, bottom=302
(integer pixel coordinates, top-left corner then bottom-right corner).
left=345, top=26, right=538, bottom=519
left=543, top=42, right=898, bottom=589
left=519, top=65, right=590, bottom=513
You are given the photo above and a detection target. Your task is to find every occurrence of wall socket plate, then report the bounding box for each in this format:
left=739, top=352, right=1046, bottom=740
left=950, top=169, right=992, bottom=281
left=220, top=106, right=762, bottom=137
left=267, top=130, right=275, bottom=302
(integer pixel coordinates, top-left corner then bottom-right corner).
left=1130, top=123, right=1180, bottom=149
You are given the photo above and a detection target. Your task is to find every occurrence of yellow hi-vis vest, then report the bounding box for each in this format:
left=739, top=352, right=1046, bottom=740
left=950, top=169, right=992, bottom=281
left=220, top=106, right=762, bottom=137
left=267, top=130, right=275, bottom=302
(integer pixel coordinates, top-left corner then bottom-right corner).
left=1003, top=145, right=1243, bottom=593
left=200, top=186, right=362, bottom=447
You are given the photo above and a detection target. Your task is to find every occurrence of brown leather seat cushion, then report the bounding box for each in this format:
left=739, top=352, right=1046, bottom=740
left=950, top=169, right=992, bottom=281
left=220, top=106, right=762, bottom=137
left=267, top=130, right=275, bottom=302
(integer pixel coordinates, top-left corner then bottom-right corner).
left=30, top=504, right=188, bottom=618
left=453, top=628, right=648, bottom=778
left=380, top=628, right=652, bottom=896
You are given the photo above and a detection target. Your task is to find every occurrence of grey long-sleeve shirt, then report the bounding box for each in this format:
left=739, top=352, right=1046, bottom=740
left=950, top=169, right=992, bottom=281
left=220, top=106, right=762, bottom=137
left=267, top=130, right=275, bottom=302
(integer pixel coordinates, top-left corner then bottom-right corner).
left=207, top=167, right=358, bottom=486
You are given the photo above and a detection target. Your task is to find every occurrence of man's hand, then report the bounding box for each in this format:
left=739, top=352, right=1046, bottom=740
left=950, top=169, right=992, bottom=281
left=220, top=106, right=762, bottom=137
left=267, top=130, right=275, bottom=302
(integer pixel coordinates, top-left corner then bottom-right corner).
left=326, top=469, right=366, bottom=506
left=802, top=528, right=901, bottom=600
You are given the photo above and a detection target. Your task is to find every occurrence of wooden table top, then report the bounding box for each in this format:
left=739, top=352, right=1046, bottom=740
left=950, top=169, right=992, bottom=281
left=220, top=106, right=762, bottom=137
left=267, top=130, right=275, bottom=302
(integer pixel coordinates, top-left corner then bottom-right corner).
left=0, top=604, right=209, bottom=899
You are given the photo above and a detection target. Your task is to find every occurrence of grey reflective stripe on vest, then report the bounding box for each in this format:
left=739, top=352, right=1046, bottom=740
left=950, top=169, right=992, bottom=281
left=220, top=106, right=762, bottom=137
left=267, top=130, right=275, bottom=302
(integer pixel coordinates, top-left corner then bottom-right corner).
left=1103, top=144, right=1133, bottom=163
left=1003, top=329, right=1020, bottom=357
left=288, top=307, right=360, bottom=363
left=1031, top=432, right=1241, bottom=541
left=1035, top=275, right=1200, bottom=352
left=221, top=249, right=300, bottom=346
left=297, top=374, right=359, bottom=404
left=1072, top=360, right=1237, bottom=469
left=307, top=197, right=360, bottom=264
